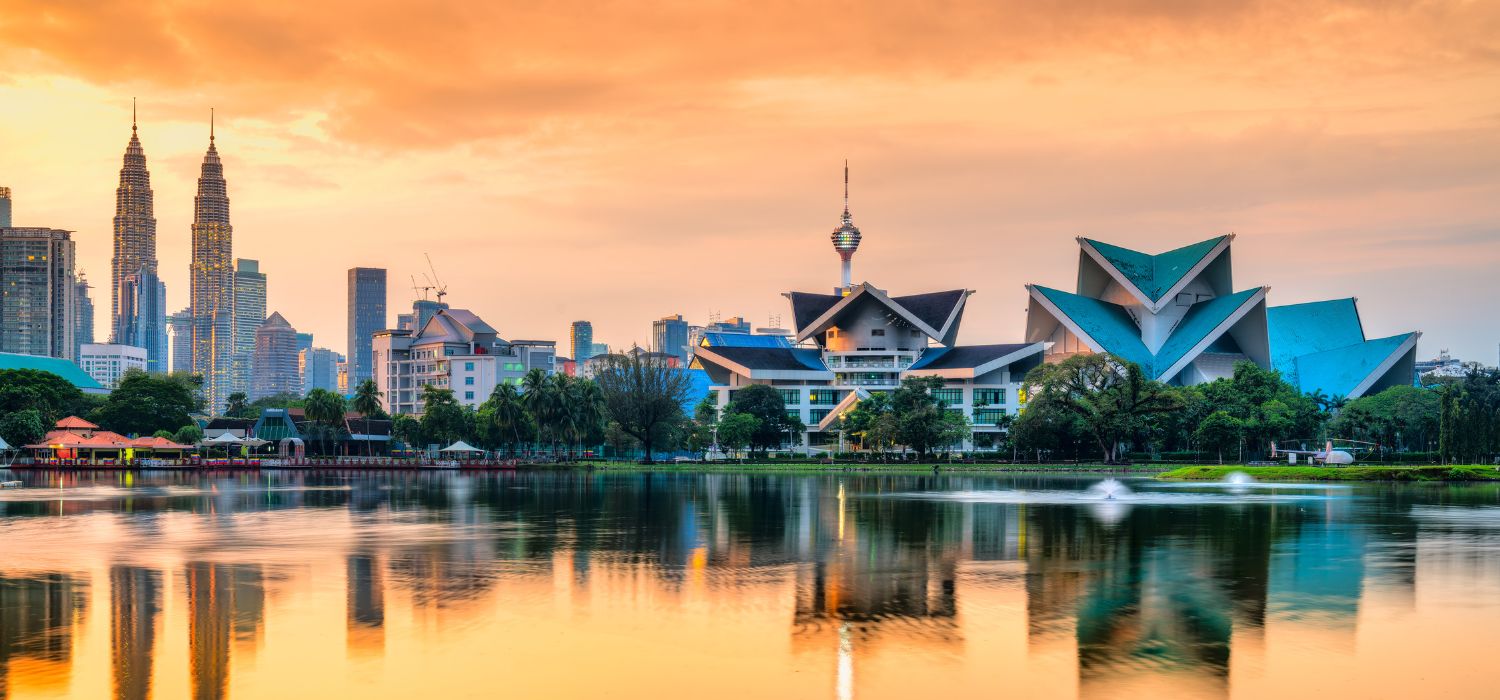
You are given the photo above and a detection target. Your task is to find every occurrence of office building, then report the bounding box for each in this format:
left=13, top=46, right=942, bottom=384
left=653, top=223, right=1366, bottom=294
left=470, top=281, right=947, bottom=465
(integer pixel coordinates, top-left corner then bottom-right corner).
left=653, top=314, right=690, bottom=365
left=705, top=316, right=752, bottom=334
left=110, top=106, right=168, bottom=372
left=372, top=308, right=555, bottom=415
left=189, top=115, right=236, bottom=413
left=591, top=342, right=610, bottom=358
left=78, top=343, right=148, bottom=389
left=397, top=298, right=446, bottom=332
left=295, top=332, right=313, bottom=355
left=74, top=273, right=94, bottom=360
left=252, top=312, right=299, bottom=400
left=0, top=186, right=10, bottom=227
left=168, top=307, right=193, bottom=373
left=1025, top=235, right=1419, bottom=399
left=232, top=258, right=266, bottom=396
left=570, top=320, right=593, bottom=361
left=0, top=227, right=77, bottom=359
left=347, top=267, right=387, bottom=388
left=300, top=347, right=343, bottom=394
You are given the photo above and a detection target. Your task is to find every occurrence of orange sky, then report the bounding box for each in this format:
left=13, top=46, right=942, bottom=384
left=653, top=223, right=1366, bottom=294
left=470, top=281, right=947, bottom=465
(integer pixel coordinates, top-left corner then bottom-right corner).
left=2, top=0, right=1498, bottom=361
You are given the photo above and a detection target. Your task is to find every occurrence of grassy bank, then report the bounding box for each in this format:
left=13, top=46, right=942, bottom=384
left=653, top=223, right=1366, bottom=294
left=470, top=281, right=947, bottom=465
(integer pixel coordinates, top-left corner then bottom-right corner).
left=564, top=462, right=1171, bottom=474
left=1157, top=465, right=1500, bottom=482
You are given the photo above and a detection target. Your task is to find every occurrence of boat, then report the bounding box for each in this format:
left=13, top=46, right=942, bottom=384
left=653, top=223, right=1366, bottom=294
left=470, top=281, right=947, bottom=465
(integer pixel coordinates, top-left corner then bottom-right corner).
left=1, top=480, right=22, bottom=489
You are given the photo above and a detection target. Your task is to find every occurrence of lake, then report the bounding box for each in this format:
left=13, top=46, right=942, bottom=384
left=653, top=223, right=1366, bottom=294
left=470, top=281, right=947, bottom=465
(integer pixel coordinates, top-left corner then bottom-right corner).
left=1, top=469, right=1498, bottom=699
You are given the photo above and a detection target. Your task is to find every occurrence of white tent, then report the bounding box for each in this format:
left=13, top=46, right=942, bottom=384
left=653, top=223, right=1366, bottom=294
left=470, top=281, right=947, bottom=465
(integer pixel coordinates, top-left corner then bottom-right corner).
left=202, top=433, right=244, bottom=445
left=439, top=440, right=483, bottom=453
left=0, top=435, right=10, bottom=450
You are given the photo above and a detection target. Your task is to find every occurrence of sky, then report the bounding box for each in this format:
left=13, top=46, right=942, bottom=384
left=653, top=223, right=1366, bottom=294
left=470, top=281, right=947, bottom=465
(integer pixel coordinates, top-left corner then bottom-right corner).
left=2, top=0, right=1498, bottom=363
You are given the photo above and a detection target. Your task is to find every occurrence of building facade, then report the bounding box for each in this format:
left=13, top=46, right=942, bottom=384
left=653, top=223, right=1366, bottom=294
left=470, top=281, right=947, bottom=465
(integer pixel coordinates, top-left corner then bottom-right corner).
left=0, top=227, right=76, bottom=359
left=653, top=314, right=690, bottom=365
left=372, top=308, right=555, bottom=415
left=189, top=121, right=236, bottom=413
left=252, top=311, right=299, bottom=400
left=0, top=186, right=10, bottom=227
left=74, top=273, right=94, bottom=360
left=232, top=258, right=266, bottom=396
left=167, top=307, right=192, bottom=374
left=300, top=346, right=342, bottom=394
left=570, top=320, right=593, bottom=362
left=110, top=110, right=168, bottom=372
left=78, top=343, right=148, bottom=389
left=347, top=267, right=387, bottom=388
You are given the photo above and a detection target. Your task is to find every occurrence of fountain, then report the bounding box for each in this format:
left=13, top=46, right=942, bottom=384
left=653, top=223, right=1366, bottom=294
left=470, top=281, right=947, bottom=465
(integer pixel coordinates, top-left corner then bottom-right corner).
left=1087, top=479, right=1132, bottom=500
left=1225, top=471, right=1255, bottom=486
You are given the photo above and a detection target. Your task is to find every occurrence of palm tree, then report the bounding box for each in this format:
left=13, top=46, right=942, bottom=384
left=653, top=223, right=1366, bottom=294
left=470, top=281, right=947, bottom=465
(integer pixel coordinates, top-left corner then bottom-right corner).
left=350, top=379, right=385, bottom=455
left=574, top=380, right=606, bottom=460
left=486, top=384, right=527, bottom=457
left=303, top=388, right=347, bottom=457
left=522, top=369, right=557, bottom=456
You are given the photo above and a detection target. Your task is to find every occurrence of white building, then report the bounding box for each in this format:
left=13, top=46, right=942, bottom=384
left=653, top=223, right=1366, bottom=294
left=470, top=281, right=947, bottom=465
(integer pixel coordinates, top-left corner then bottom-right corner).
left=78, top=343, right=148, bottom=389
left=372, top=308, right=555, bottom=415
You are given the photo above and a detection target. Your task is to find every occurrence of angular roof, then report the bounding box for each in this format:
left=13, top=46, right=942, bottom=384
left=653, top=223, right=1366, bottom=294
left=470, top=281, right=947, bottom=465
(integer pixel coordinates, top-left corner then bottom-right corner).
left=1081, top=236, right=1229, bottom=303
left=787, top=292, right=843, bottom=331
left=1030, top=285, right=1266, bottom=381
left=699, top=332, right=792, bottom=349
left=0, top=352, right=104, bottom=390
left=698, top=346, right=826, bottom=371
left=55, top=416, right=99, bottom=430
left=1266, top=299, right=1365, bottom=378
left=260, top=311, right=294, bottom=330
left=889, top=290, right=967, bottom=333
left=908, top=343, right=1038, bottom=370
left=788, top=283, right=969, bottom=344
left=1289, top=333, right=1419, bottom=399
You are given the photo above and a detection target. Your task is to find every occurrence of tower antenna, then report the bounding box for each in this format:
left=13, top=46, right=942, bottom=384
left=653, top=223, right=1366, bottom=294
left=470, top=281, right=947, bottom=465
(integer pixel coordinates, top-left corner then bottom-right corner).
left=210, top=107, right=215, bottom=142
left=132, top=97, right=137, bottom=132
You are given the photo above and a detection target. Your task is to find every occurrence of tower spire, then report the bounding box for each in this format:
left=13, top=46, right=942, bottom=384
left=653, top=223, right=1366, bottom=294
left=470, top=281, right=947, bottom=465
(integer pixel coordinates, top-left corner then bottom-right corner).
left=843, top=159, right=849, bottom=215
left=132, top=97, right=137, bottom=132
left=210, top=107, right=215, bottom=142
left=830, top=160, right=862, bottom=294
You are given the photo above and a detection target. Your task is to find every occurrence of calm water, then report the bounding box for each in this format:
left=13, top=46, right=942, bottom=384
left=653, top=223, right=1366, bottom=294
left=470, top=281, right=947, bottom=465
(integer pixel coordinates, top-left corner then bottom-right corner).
left=2, top=470, right=1498, bottom=699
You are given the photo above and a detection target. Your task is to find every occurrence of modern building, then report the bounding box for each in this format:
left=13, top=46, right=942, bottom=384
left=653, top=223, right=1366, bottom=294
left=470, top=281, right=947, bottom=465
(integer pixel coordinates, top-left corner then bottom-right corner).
left=372, top=308, right=555, bottom=415
left=0, top=351, right=106, bottom=395
left=110, top=106, right=168, bottom=372
left=347, top=267, right=387, bottom=388
left=590, top=342, right=610, bottom=358
left=693, top=174, right=1040, bottom=451
left=653, top=314, right=690, bottom=365
left=74, top=273, right=94, bottom=360
left=167, top=307, right=193, bottom=373
left=570, top=320, right=593, bottom=361
left=0, top=186, right=10, bottom=227
left=189, top=116, right=236, bottom=413
left=232, top=258, right=267, bottom=396
left=295, top=332, right=313, bottom=355
left=397, top=298, right=446, bottom=332
left=0, top=226, right=77, bottom=359
left=705, top=316, right=752, bottom=334
left=1024, top=235, right=1419, bottom=399
left=336, top=360, right=350, bottom=394
left=78, top=343, right=148, bottom=389
left=251, top=311, right=299, bottom=400
left=300, top=347, right=343, bottom=394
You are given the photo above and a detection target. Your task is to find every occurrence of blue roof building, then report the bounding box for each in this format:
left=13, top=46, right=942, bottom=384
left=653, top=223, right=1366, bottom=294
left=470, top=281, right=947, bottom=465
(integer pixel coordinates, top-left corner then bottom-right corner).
left=0, top=351, right=108, bottom=394
left=1025, top=235, right=1417, bottom=399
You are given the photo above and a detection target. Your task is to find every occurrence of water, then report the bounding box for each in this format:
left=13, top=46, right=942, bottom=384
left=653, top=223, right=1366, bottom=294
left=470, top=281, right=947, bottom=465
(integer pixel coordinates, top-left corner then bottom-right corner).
left=2, top=470, right=1498, bottom=699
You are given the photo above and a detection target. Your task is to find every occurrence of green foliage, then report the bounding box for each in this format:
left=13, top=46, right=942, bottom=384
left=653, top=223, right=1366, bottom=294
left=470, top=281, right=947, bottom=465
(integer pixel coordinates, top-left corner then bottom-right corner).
left=1194, top=410, right=1243, bottom=464
left=1193, top=362, right=1322, bottom=457
left=173, top=424, right=204, bottom=445
left=417, top=386, right=468, bottom=447
left=0, top=409, right=47, bottom=448
left=1330, top=385, right=1440, bottom=453
left=1159, top=465, right=1500, bottom=482
left=391, top=414, right=422, bottom=449
left=0, top=368, right=89, bottom=426
left=92, top=370, right=199, bottom=437
left=304, top=388, right=348, bottom=454
left=247, top=392, right=304, bottom=415
left=1438, top=368, right=1500, bottom=464
left=716, top=412, right=759, bottom=459
left=480, top=383, right=532, bottom=455
left=726, top=384, right=796, bottom=455
left=225, top=392, right=250, bottom=418
left=351, top=380, right=387, bottom=419
left=1023, top=354, right=1183, bottom=463
left=592, top=349, right=692, bottom=463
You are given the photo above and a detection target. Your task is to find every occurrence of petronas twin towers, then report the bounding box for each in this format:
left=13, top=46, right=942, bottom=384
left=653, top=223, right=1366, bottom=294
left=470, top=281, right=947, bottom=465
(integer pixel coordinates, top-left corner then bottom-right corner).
left=113, top=106, right=243, bottom=412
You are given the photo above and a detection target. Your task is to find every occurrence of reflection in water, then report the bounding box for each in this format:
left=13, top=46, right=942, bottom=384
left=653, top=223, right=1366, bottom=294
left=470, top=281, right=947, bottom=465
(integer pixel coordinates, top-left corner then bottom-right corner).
left=0, top=472, right=1498, bottom=698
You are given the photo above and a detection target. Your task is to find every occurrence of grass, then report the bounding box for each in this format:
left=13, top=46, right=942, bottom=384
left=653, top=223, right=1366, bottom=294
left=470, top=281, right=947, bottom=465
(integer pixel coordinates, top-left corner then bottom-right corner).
left=1157, top=465, right=1500, bottom=482
left=557, top=461, right=1170, bottom=474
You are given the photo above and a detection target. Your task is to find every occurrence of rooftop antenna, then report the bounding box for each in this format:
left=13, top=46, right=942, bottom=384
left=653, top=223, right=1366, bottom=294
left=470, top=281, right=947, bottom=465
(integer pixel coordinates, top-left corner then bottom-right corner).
left=210, top=107, right=215, bottom=142
left=425, top=253, right=448, bottom=304
left=132, top=97, right=137, bottom=133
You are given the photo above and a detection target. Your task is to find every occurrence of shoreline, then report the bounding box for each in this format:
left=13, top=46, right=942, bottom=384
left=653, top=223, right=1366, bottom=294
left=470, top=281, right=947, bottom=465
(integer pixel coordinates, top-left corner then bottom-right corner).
left=1156, top=465, right=1500, bottom=482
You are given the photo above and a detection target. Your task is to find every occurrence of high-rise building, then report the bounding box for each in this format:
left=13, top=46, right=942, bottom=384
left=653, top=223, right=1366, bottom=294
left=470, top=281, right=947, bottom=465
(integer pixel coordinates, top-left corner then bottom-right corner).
left=653, top=314, right=690, bottom=365
left=232, top=259, right=266, bottom=397
left=295, top=332, right=313, bottom=355
left=74, top=273, right=95, bottom=360
left=347, top=267, right=387, bottom=388
left=0, top=227, right=76, bottom=359
left=570, top=321, right=593, bottom=361
left=189, top=115, right=236, bottom=413
left=300, top=347, right=342, bottom=394
left=252, top=311, right=299, bottom=400
left=0, top=186, right=11, bottom=227
left=110, top=106, right=168, bottom=371
left=78, top=343, right=147, bottom=389
left=168, top=307, right=193, bottom=374
left=591, top=342, right=610, bottom=358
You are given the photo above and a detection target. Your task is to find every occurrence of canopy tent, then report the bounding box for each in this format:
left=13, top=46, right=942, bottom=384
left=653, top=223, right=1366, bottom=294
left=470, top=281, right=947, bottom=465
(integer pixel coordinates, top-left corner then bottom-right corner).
left=0, top=435, right=9, bottom=450
left=201, top=433, right=244, bottom=445
left=439, top=441, right=483, bottom=453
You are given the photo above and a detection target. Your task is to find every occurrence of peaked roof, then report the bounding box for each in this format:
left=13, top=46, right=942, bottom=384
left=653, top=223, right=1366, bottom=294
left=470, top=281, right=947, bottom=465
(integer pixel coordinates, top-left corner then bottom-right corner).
left=908, top=343, right=1039, bottom=371
left=889, top=290, right=967, bottom=332
left=1081, top=236, right=1229, bottom=303
left=55, top=416, right=99, bottom=430
left=697, top=346, right=826, bottom=371
left=699, top=332, right=792, bottom=349
left=787, top=292, right=843, bottom=331
left=789, top=283, right=968, bottom=343
left=1266, top=299, right=1365, bottom=378
left=0, top=352, right=104, bottom=390
left=1289, top=333, right=1419, bottom=399
left=260, top=311, right=294, bottom=330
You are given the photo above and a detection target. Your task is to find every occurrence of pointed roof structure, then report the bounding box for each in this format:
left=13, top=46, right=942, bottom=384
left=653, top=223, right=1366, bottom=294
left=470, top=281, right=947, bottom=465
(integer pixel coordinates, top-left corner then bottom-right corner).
left=1268, top=299, right=1420, bottom=398
left=788, top=283, right=970, bottom=345
left=1078, top=235, right=1233, bottom=312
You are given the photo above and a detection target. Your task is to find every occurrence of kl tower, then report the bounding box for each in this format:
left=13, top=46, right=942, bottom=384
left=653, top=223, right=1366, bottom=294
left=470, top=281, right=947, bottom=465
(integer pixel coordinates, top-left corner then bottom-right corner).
left=830, top=161, right=862, bottom=295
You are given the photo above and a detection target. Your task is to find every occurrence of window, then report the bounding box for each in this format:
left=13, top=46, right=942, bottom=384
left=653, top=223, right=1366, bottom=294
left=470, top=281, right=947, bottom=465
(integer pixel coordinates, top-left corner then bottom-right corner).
left=465, top=362, right=474, bottom=371
left=932, top=388, right=962, bottom=405
left=810, top=409, right=831, bottom=423
left=911, top=330, right=922, bottom=337
left=464, top=391, right=475, bottom=400
left=809, top=389, right=839, bottom=405
left=464, top=376, right=474, bottom=385
left=973, top=408, right=1006, bottom=426
left=871, top=329, right=885, bottom=336
left=974, top=389, right=1006, bottom=406
left=778, top=389, right=800, bottom=405
left=786, top=409, right=802, bottom=421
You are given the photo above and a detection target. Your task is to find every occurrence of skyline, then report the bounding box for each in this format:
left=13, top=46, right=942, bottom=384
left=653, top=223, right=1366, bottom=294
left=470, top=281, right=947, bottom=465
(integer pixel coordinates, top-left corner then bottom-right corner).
left=3, top=1, right=1498, bottom=362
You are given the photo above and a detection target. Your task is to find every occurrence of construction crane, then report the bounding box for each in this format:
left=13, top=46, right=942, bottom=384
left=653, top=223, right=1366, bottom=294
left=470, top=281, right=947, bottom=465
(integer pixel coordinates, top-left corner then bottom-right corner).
left=411, top=275, right=435, bottom=301
left=425, top=253, right=448, bottom=304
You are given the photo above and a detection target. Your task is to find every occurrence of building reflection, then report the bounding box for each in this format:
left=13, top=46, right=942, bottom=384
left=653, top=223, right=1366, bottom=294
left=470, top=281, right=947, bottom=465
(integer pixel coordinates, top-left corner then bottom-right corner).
left=0, top=572, right=87, bottom=697
left=347, top=554, right=385, bottom=655
left=110, top=566, right=161, bottom=700
left=185, top=562, right=265, bottom=700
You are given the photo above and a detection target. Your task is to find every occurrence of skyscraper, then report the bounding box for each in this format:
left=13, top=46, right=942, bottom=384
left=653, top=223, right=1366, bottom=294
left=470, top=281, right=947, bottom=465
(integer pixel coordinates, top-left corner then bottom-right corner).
left=0, top=227, right=76, bottom=359
left=300, top=347, right=342, bottom=394
left=0, top=186, right=11, bottom=227
left=570, top=320, right=593, bottom=361
left=232, top=259, right=266, bottom=397
left=252, top=312, right=299, bottom=400
left=346, top=267, right=387, bottom=387
left=168, top=307, right=193, bottom=374
left=295, top=332, right=313, bottom=355
left=111, top=105, right=168, bottom=371
left=653, top=314, right=689, bottom=364
left=74, top=273, right=95, bottom=360
left=190, top=114, right=236, bottom=413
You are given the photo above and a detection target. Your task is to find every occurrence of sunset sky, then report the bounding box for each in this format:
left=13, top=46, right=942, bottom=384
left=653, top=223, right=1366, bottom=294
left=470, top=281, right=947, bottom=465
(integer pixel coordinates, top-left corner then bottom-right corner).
left=2, top=0, right=1498, bottom=362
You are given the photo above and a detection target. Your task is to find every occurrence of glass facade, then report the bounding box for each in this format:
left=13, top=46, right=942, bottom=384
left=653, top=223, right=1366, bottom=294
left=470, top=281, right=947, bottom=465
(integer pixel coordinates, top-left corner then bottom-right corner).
left=973, top=408, right=1007, bottom=426
left=932, top=388, right=962, bottom=406
left=974, top=389, right=1006, bottom=406
left=347, top=267, right=387, bottom=387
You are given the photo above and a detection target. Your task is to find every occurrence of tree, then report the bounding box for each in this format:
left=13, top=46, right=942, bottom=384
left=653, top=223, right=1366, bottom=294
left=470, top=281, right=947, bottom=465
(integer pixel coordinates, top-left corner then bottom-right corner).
left=303, top=388, right=348, bottom=455
left=522, top=369, right=560, bottom=454
left=1023, top=354, right=1183, bottom=463
left=890, top=376, right=953, bottom=459
left=936, top=410, right=971, bottom=459
left=0, top=368, right=89, bottom=426
left=1331, top=385, right=1440, bottom=454
left=225, top=392, right=250, bottom=418
left=391, top=414, right=422, bottom=450
left=688, top=397, right=719, bottom=456
left=725, top=384, right=796, bottom=455
left=1438, top=369, right=1500, bottom=464
left=152, top=430, right=175, bottom=439
left=592, top=349, right=692, bottom=463
left=417, top=385, right=471, bottom=449
left=716, top=412, right=759, bottom=460
left=0, top=409, right=47, bottom=448
left=482, top=383, right=530, bottom=457
left=351, top=380, right=387, bottom=419
left=92, top=370, right=199, bottom=437
left=173, top=424, right=204, bottom=446
left=1194, top=410, right=1244, bottom=464
left=839, top=392, right=893, bottom=454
